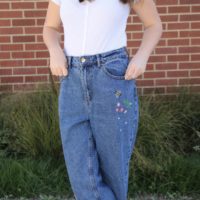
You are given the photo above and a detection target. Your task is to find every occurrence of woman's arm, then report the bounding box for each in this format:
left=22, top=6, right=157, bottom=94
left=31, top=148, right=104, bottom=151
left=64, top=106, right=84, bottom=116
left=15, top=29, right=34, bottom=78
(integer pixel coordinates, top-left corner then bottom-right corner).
left=43, top=0, right=68, bottom=77
left=125, top=0, right=163, bottom=80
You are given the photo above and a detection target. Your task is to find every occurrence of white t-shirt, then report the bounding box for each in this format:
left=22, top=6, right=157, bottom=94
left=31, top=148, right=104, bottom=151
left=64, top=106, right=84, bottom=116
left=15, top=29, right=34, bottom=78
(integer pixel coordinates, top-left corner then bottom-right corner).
left=50, top=0, right=136, bottom=56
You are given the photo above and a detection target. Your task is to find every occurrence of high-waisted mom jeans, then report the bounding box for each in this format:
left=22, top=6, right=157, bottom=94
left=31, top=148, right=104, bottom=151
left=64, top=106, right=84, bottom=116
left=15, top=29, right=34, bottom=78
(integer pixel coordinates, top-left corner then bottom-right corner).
left=58, top=46, right=139, bottom=200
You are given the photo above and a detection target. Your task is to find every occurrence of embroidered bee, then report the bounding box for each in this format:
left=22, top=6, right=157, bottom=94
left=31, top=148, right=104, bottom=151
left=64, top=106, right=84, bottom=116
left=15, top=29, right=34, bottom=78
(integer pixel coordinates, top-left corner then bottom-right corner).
left=114, top=90, right=122, bottom=98
left=114, top=89, right=132, bottom=113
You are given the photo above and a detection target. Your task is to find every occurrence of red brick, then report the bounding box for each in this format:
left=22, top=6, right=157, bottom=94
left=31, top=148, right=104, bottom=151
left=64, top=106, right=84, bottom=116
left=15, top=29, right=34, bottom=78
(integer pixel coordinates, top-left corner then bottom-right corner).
left=162, top=31, right=178, bottom=38
left=179, top=78, right=200, bottom=85
left=0, top=52, right=10, bottom=59
left=0, top=19, right=10, bottom=26
left=13, top=35, right=35, bottom=43
left=11, top=2, right=34, bottom=9
left=180, top=31, right=199, bottom=37
left=137, top=80, right=154, bottom=87
left=0, top=36, right=10, bottom=43
left=191, top=38, right=200, bottom=45
left=1, top=44, right=23, bottom=51
left=155, top=47, right=177, bottom=54
left=167, top=71, right=189, bottom=77
left=179, top=62, right=200, bottom=69
left=12, top=52, right=35, bottom=59
left=180, top=14, right=200, bottom=22
left=13, top=68, right=36, bottom=75
left=190, top=70, right=200, bottom=77
left=179, top=47, right=200, bottom=53
left=126, top=24, right=142, bottom=31
left=37, top=67, right=50, bottom=74
left=0, top=11, right=22, bottom=18
left=0, top=60, right=23, bottom=68
left=24, top=60, right=47, bottom=66
left=156, top=79, right=177, bottom=86
left=36, top=2, right=48, bottom=9
left=36, top=51, right=49, bottom=58
left=0, top=27, right=23, bottom=35
left=168, top=6, right=190, bottom=13
left=25, top=75, right=48, bottom=82
left=149, top=55, right=166, bottom=63
left=156, top=63, right=177, bottom=70
left=191, top=22, right=200, bottom=29
left=0, top=68, right=12, bottom=75
left=157, top=0, right=178, bottom=5
left=161, top=15, right=178, bottom=22
left=144, top=71, right=165, bottom=79
left=37, top=19, right=45, bottom=26
left=180, top=0, right=200, bottom=4
left=24, top=10, right=46, bottom=18
left=168, top=23, right=189, bottom=30
left=0, top=3, right=9, bottom=9
left=24, top=27, right=43, bottom=34
left=25, top=43, right=46, bottom=50
left=168, top=55, right=189, bottom=62
left=1, top=76, right=23, bottom=83
left=191, top=55, right=200, bottom=61
left=12, top=19, right=35, bottom=26
left=168, top=39, right=189, bottom=46
left=192, top=6, right=200, bottom=13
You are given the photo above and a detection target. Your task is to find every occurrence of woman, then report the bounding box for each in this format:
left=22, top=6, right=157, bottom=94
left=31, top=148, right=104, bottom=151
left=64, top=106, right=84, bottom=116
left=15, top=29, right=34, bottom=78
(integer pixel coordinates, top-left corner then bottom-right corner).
left=43, top=0, right=162, bottom=199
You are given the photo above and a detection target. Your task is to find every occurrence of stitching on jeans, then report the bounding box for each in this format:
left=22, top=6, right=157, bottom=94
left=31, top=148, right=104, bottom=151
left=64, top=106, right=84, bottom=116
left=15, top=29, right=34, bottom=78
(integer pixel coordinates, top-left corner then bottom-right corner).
left=88, top=133, right=101, bottom=200
left=129, top=87, right=139, bottom=153
left=114, top=88, right=135, bottom=192
left=114, top=89, right=130, bottom=195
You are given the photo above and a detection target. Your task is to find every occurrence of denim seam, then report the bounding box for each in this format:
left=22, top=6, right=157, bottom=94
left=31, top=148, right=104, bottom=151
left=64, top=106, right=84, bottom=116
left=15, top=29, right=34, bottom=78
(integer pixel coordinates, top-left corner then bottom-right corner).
left=79, top=66, right=90, bottom=108
left=88, top=135, right=101, bottom=200
left=114, top=94, right=129, bottom=197
left=123, top=89, right=136, bottom=190
left=129, top=87, right=139, bottom=153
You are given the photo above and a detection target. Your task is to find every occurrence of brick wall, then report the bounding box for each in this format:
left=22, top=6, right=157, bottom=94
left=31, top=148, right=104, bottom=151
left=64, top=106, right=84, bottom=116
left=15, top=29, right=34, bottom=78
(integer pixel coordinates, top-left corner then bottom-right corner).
left=0, top=0, right=200, bottom=96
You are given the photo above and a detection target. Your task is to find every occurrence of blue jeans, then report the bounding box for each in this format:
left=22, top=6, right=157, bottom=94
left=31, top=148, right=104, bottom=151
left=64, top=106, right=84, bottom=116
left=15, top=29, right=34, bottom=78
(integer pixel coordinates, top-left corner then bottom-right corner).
left=58, top=46, right=139, bottom=200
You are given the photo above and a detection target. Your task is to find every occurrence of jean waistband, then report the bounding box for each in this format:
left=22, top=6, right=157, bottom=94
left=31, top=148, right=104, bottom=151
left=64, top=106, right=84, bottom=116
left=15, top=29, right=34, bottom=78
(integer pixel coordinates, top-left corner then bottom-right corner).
left=65, top=46, right=130, bottom=67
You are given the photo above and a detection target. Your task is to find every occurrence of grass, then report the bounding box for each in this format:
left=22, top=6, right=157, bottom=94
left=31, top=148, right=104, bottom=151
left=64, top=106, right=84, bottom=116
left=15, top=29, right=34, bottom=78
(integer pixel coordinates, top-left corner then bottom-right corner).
left=0, top=84, right=199, bottom=198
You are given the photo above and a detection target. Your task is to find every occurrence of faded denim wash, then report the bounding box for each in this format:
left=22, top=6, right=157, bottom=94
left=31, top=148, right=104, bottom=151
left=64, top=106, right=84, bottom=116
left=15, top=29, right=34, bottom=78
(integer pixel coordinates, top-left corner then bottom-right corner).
left=58, top=46, right=139, bottom=200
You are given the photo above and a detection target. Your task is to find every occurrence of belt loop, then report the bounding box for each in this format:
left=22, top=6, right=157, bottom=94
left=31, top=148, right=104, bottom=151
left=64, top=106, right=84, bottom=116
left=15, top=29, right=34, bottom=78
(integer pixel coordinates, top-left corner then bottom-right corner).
left=125, top=46, right=130, bottom=59
left=67, top=56, right=71, bottom=66
left=96, top=54, right=101, bottom=67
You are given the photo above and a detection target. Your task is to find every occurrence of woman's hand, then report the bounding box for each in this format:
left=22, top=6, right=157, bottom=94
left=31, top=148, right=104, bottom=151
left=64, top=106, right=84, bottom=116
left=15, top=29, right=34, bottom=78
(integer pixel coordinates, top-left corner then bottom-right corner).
left=49, top=47, right=68, bottom=77
left=125, top=56, right=147, bottom=80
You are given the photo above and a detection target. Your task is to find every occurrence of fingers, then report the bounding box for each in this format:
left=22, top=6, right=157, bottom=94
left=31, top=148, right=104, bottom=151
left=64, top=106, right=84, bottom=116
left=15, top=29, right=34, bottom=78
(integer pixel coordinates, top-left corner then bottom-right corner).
left=61, top=62, right=68, bottom=76
left=49, top=59, right=68, bottom=76
left=125, top=63, right=136, bottom=80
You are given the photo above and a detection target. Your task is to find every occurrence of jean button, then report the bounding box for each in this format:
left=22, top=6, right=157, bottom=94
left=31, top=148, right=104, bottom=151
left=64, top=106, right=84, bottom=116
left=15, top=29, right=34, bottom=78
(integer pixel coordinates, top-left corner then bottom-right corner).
left=80, top=57, right=86, bottom=63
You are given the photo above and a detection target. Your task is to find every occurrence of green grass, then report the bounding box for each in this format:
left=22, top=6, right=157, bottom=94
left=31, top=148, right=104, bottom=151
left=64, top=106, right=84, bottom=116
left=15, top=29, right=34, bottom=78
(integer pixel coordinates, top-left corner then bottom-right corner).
left=0, top=84, right=200, bottom=198
left=0, top=156, right=73, bottom=198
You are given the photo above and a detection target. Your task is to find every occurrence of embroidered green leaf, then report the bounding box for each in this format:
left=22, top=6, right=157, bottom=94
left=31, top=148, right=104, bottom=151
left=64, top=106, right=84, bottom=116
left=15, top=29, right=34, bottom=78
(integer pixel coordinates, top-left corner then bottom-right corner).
left=123, top=99, right=132, bottom=108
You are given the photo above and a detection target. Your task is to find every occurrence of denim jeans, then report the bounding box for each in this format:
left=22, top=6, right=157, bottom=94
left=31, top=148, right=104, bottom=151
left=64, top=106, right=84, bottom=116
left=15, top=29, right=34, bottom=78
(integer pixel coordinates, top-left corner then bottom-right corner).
left=58, top=46, right=139, bottom=200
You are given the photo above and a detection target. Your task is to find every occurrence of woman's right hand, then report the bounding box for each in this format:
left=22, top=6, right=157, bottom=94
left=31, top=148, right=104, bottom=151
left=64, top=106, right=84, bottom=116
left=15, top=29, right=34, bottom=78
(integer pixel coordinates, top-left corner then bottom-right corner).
left=49, top=47, right=68, bottom=77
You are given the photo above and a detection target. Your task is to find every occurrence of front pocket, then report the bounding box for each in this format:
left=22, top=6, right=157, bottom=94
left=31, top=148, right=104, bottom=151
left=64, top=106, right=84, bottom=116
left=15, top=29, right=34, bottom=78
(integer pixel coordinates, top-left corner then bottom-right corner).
left=101, top=55, right=130, bottom=80
left=59, top=65, right=71, bottom=82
